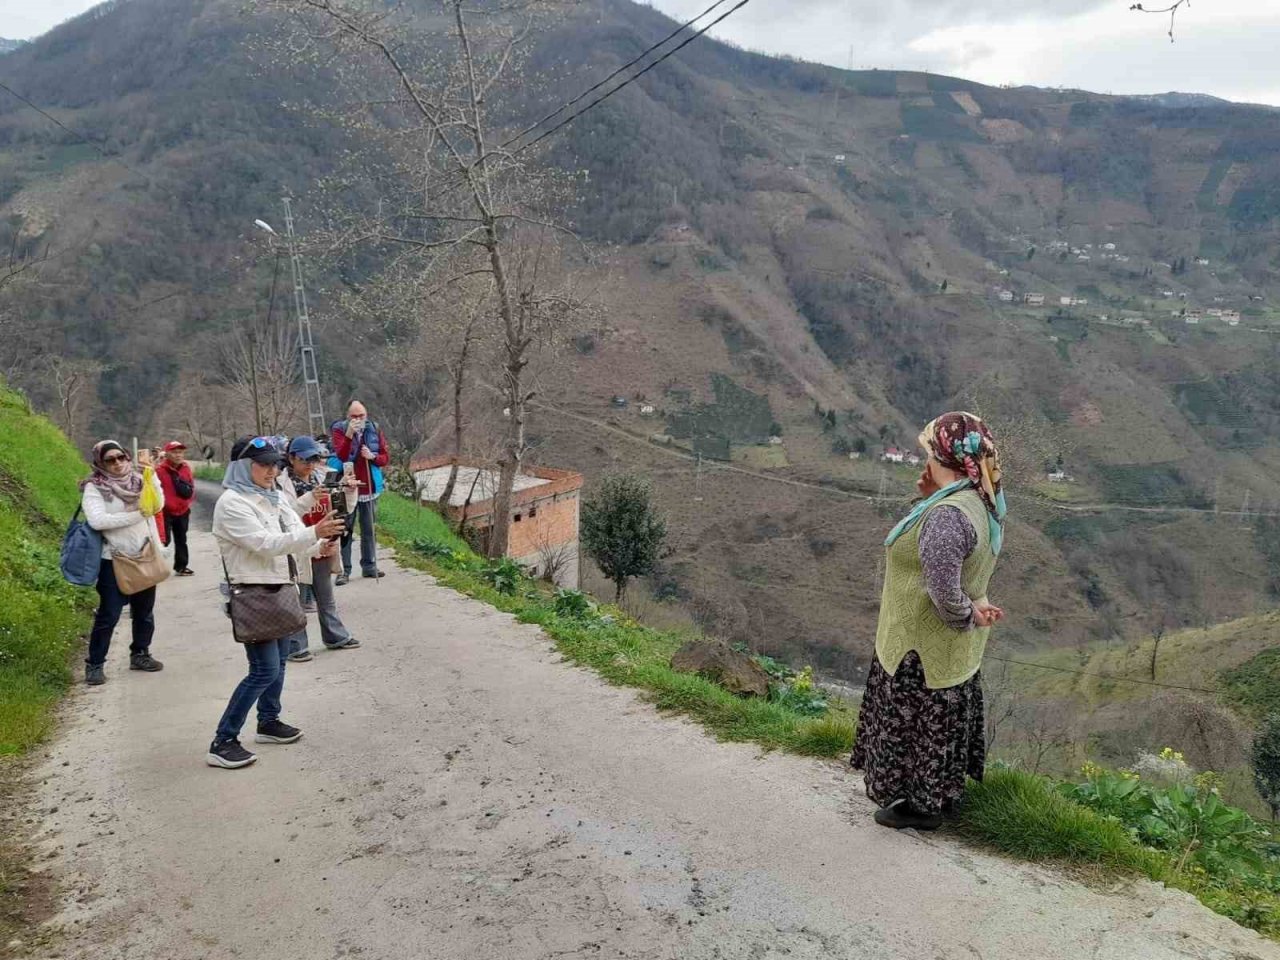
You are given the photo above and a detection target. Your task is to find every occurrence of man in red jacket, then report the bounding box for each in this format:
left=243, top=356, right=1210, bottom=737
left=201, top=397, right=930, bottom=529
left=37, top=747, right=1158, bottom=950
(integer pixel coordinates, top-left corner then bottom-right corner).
left=329, top=400, right=391, bottom=583
left=157, top=440, right=196, bottom=576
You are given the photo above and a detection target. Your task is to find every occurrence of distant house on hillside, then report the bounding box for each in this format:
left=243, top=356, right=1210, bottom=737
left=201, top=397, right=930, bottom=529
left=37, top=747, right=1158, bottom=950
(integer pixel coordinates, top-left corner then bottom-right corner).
left=1060, top=296, right=1073, bottom=306
left=881, top=447, right=906, bottom=464
left=1024, top=293, right=1045, bottom=306
left=1047, top=469, right=1075, bottom=483
left=997, top=289, right=1015, bottom=302
left=639, top=404, right=656, bottom=416
left=1206, top=308, right=1223, bottom=318
left=411, top=456, right=584, bottom=587
left=610, top=395, right=628, bottom=408
left=1102, top=242, right=1117, bottom=251
left=1222, top=310, right=1241, bottom=326
left=1195, top=257, right=1210, bottom=265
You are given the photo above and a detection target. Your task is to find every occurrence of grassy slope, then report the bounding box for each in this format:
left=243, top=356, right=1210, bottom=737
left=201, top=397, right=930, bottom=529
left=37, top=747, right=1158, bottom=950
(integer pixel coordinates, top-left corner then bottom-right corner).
left=0, top=386, right=94, bottom=755
left=0, top=384, right=95, bottom=950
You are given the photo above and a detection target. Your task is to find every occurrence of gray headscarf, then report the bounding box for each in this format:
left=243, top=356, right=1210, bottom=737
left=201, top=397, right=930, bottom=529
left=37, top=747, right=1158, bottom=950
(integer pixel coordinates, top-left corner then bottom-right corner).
left=222, top=458, right=280, bottom=505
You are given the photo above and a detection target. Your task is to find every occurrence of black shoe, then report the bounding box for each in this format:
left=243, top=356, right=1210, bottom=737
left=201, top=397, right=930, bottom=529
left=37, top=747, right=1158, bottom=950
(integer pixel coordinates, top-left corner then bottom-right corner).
left=335, top=574, right=350, bottom=586
left=324, top=636, right=361, bottom=650
left=176, top=568, right=195, bottom=577
left=361, top=570, right=385, bottom=579
left=85, top=663, right=106, bottom=686
left=207, top=738, right=257, bottom=769
left=873, top=802, right=943, bottom=831
left=130, top=653, right=164, bottom=672
left=255, top=720, right=303, bottom=744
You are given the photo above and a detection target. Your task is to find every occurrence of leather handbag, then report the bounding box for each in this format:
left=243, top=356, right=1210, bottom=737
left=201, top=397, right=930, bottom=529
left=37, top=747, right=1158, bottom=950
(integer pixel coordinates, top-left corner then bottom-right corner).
left=220, top=512, right=306, bottom=643
left=112, top=536, right=172, bottom=595
left=223, top=577, right=306, bottom=644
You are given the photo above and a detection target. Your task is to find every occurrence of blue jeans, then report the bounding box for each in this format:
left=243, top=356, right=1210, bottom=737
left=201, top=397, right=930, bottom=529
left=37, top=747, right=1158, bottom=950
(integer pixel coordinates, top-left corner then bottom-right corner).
left=340, top=499, right=378, bottom=576
left=214, top=637, right=290, bottom=743
left=87, top=559, right=156, bottom=666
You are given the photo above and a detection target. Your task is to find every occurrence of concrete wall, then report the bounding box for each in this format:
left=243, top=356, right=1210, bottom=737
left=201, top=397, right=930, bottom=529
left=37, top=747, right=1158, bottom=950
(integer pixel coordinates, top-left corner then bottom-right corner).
left=509, top=492, right=580, bottom=589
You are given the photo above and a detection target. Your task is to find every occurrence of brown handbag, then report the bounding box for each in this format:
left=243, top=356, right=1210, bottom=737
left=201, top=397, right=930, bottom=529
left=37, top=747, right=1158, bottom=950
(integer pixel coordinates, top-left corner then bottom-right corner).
left=223, top=577, right=306, bottom=644
left=220, top=512, right=306, bottom=644
left=112, top=536, right=172, bottom=595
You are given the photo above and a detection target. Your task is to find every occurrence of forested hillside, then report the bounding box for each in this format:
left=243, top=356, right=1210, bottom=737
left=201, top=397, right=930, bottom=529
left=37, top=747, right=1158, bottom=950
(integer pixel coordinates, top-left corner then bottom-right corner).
left=2, top=0, right=1280, bottom=707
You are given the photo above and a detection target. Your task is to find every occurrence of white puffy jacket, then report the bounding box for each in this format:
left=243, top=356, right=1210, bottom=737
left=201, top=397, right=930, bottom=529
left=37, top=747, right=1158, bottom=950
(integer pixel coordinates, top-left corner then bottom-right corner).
left=82, top=474, right=165, bottom=560
left=212, top=486, right=322, bottom=586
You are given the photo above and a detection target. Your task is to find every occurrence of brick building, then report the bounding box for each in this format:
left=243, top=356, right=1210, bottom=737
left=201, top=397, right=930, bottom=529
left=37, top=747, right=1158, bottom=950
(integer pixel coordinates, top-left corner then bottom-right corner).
left=410, top=456, right=584, bottom=587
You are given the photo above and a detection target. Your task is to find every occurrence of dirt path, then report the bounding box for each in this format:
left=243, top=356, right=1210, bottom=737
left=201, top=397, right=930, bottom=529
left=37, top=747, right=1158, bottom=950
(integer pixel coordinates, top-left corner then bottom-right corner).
left=19, top=523, right=1279, bottom=960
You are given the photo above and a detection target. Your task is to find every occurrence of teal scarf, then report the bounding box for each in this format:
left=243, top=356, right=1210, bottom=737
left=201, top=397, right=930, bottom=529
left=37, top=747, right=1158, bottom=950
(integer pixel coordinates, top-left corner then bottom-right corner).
left=885, top=479, right=1006, bottom=557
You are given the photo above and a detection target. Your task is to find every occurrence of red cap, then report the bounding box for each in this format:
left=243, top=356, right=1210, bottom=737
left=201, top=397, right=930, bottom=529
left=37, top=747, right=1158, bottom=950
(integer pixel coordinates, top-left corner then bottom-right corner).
left=163, top=441, right=187, bottom=451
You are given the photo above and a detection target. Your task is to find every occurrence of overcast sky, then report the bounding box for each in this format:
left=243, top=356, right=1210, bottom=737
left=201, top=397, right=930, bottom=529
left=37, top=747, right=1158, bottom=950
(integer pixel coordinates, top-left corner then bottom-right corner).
left=4, top=0, right=1280, bottom=106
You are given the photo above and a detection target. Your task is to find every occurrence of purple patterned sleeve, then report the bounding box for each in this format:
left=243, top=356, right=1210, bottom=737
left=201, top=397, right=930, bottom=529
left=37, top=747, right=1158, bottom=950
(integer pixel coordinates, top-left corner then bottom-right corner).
left=918, top=506, right=978, bottom=630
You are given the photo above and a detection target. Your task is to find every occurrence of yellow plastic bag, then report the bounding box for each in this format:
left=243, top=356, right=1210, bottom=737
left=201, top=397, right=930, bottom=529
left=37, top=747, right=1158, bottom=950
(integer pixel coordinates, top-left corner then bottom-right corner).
left=140, top=465, right=163, bottom=518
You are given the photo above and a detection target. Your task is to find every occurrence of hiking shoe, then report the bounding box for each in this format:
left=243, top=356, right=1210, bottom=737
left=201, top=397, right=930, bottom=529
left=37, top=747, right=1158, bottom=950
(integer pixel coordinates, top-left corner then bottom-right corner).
left=130, top=653, right=164, bottom=672
left=176, top=568, right=195, bottom=577
left=255, top=720, right=303, bottom=744
left=324, top=636, right=361, bottom=650
left=287, top=650, right=314, bottom=663
left=361, top=570, right=385, bottom=579
left=873, top=803, right=942, bottom=831
left=207, top=739, right=257, bottom=769
left=335, top=574, right=350, bottom=586
left=85, top=663, right=106, bottom=686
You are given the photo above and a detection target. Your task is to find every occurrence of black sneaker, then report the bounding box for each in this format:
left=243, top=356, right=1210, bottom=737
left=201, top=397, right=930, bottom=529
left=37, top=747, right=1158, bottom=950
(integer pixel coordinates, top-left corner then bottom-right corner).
left=335, top=573, right=350, bottom=586
left=324, top=637, right=361, bottom=650
left=873, top=802, right=943, bottom=831
left=130, top=653, right=164, bottom=672
left=255, top=720, right=303, bottom=744
left=85, top=663, right=106, bottom=686
left=207, top=738, right=257, bottom=769
left=361, top=570, right=386, bottom=579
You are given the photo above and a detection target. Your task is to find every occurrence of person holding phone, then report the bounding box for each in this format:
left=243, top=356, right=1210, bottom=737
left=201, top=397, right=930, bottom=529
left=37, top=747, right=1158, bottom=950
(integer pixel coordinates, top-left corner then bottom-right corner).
left=80, top=441, right=167, bottom=685
left=207, top=437, right=346, bottom=769
left=280, top=435, right=360, bottom=660
left=328, top=399, right=390, bottom=584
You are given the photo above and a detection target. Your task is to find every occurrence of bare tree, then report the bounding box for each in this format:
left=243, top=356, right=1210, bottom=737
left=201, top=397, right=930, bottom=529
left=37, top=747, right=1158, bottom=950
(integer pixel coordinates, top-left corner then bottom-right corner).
left=44, top=356, right=105, bottom=446
left=533, top=524, right=576, bottom=584
left=260, top=0, right=589, bottom=558
left=983, top=658, right=1022, bottom=755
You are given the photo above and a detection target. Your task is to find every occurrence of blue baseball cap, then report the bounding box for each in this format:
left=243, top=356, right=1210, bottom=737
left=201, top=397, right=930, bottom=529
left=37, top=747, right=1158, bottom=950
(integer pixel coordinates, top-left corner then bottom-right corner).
left=287, top=435, right=327, bottom=461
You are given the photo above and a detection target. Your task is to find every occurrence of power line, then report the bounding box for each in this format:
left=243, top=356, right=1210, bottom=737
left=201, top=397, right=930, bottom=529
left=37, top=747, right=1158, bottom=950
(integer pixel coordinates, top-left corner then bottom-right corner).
left=499, top=0, right=737, bottom=152
left=986, top=654, right=1219, bottom=696
left=511, top=0, right=753, bottom=155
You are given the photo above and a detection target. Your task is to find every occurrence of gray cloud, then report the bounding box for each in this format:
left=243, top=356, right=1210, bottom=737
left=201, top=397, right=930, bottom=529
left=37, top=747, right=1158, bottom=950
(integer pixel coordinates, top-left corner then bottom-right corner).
left=648, top=0, right=1280, bottom=106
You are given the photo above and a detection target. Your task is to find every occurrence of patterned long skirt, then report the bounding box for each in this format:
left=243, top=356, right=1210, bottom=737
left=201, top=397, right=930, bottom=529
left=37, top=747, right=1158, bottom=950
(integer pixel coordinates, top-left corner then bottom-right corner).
left=850, top=651, right=985, bottom=815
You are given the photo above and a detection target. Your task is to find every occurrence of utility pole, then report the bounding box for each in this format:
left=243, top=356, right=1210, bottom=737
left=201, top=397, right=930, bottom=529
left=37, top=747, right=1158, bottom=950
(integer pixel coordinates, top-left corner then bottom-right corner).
left=282, top=198, right=326, bottom=437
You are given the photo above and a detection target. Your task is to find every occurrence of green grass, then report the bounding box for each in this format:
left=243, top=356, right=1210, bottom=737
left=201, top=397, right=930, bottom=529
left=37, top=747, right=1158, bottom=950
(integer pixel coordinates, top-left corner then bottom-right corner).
left=959, top=768, right=1280, bottom=939
left=1221, top=648, right=1280, bottom=720
left=957, top=768, right=1158, bottom=872
left=0, top=386, right=95, bottom=756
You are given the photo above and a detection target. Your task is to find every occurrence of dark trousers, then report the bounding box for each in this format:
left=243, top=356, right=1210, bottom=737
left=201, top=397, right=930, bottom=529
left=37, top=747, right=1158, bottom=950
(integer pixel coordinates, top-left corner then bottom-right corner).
left=87, top=558, right=156, bottom=666
left=214, top=637, right=290, bottom=742
left=166, top=511, right=190, bottom=572
left=340, top=499, right=378, bottom=576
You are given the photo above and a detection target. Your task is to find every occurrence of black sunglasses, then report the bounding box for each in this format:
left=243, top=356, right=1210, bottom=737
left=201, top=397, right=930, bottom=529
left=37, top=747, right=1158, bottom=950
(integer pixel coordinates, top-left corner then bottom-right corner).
left=102, top=453, right=129, bottom=464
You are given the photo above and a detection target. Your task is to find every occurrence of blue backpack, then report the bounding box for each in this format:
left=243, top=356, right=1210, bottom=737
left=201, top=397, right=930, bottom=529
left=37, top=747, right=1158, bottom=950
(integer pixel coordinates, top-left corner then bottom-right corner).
left=60, top=505, right=103, bottom=587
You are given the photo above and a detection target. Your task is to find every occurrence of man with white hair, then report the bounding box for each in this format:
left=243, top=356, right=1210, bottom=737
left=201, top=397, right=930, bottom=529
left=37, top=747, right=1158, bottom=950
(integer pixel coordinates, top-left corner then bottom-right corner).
left=328, top=399, right=390, bottom=583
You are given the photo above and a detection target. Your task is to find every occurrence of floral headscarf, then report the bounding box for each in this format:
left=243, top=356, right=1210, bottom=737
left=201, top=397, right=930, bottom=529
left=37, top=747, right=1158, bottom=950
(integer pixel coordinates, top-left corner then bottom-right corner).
left=885, top=412, right=1007, bottom=556
left=80, top=440, right=143, bottom=507
left=918, top=411, right=1004, bottom=525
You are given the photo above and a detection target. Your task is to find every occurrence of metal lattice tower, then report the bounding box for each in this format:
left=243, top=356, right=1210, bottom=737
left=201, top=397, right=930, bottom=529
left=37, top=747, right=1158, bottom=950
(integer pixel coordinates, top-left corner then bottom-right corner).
left=282, top=198, right=326, bottom=437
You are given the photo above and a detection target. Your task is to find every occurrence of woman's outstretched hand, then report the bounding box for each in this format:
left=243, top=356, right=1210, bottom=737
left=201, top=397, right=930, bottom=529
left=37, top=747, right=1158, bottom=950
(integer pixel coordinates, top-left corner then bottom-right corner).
left=314, top=511, right=345, bottom=540
left=972, top=599, right=1004, bottom=627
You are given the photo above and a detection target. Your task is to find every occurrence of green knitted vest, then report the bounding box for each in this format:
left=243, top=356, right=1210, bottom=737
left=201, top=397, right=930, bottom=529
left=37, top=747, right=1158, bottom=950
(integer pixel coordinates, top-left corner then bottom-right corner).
left=874, top=488, right=999, bottom=690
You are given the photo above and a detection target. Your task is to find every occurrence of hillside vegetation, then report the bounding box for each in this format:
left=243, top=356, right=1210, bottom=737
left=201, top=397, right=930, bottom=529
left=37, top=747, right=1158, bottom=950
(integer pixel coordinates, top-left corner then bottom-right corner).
left=0, top=384, right=93, bottom=755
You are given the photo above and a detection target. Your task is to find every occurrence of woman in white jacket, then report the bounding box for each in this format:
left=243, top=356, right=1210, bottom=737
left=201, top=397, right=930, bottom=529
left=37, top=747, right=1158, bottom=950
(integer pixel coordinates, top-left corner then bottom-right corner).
left=207, top=437, right=344, bottom=769
left=81, top=440, right=166, bottom=686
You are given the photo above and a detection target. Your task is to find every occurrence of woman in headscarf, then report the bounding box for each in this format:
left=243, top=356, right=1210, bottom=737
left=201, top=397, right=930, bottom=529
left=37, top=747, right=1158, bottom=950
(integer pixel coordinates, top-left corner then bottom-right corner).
left=851, top=412, right=1008, bottom=830
left=80, top=440, right=167, bottom=685
left=206, top=437, right=345, bottom=769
